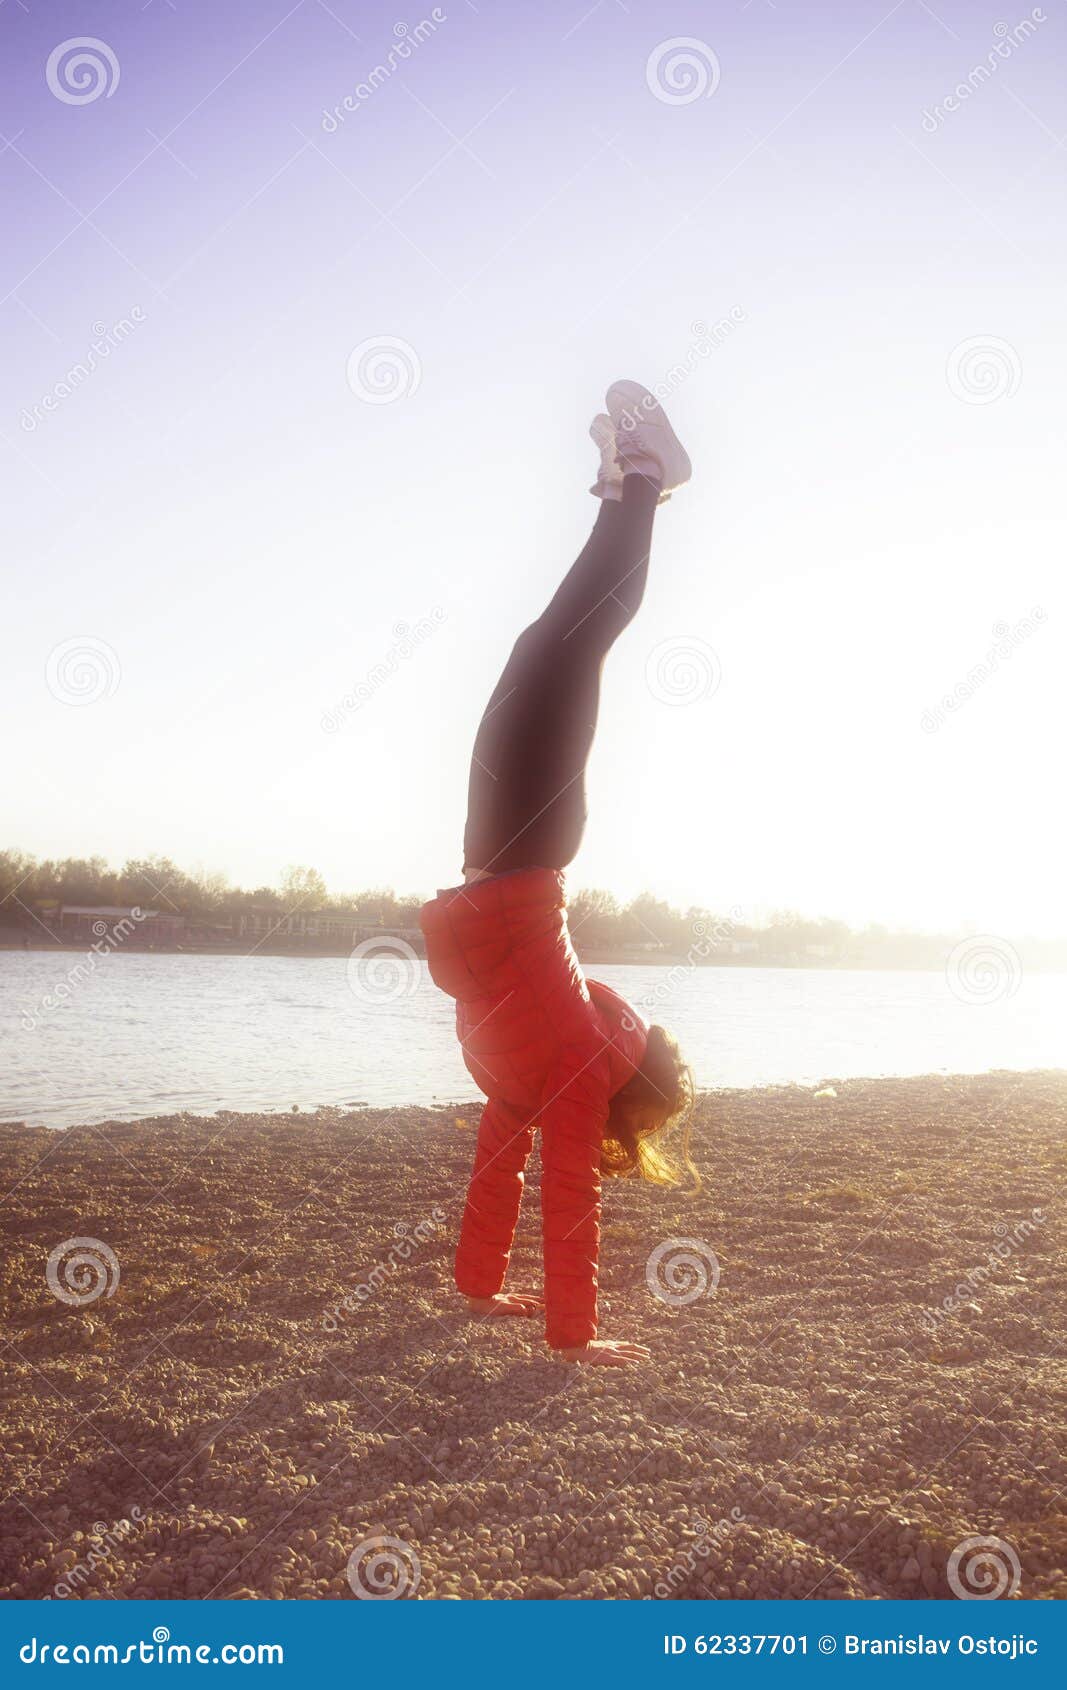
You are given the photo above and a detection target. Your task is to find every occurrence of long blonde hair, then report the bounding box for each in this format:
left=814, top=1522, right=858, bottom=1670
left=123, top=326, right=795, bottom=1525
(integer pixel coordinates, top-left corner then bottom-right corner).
left=601, top=1024, right=699, bottom=1187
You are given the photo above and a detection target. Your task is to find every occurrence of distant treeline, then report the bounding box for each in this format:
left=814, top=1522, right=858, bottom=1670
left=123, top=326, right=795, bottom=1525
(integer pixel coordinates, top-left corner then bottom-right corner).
left=1, top=849, right=1061, bottom=969
left=0, top=850, right=423, bottom=931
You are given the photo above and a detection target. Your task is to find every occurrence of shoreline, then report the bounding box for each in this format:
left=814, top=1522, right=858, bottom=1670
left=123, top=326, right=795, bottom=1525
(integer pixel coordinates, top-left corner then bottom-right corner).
left=5, top=936, right=1067, bottom=973
left=1, top=1071, right=1064, bottom=1600
left=5, top=1066, right=1067, bottom=1137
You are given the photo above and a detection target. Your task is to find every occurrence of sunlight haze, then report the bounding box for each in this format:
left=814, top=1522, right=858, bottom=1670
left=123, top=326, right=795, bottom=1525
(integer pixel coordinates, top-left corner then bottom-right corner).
left=3, top=0, right=1063, bottom=935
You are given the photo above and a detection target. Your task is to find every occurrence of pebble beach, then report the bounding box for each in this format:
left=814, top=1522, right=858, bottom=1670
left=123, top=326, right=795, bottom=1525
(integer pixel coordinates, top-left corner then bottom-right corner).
left=1, top=1071, right=1064, bottom=1601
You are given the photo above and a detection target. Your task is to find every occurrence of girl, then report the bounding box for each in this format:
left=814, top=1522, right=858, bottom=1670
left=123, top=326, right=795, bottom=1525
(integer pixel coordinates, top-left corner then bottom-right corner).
left=420, top=380, right=695, bottom=1367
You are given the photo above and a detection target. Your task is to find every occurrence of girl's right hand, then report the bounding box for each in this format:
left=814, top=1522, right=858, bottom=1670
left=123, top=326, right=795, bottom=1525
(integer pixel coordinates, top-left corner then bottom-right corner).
left=556, top=1339, right=651, bottom=1366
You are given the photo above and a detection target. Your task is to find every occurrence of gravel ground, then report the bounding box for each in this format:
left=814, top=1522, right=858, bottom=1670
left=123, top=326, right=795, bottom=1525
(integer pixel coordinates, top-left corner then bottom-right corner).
left=1, top=1071, right=1065, bottom=1601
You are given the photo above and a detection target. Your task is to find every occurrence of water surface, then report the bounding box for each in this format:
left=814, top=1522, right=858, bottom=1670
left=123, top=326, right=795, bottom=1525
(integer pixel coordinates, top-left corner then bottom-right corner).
left=2, top=951, right=1063, bottom=1128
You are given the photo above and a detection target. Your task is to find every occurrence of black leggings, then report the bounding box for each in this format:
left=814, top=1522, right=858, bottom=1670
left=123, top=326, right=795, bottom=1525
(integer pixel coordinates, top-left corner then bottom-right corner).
left=463, top=475, right=659, bottom=876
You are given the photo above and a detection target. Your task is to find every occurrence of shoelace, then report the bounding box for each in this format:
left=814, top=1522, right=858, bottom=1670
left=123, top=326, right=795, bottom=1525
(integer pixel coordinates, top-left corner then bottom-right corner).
left=614, top=421, right=651, bottom=460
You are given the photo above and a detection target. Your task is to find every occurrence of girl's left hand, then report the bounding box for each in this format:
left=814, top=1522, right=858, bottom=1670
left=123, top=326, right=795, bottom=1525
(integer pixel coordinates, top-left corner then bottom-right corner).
left=466, top=1292, right=544, bottom=1317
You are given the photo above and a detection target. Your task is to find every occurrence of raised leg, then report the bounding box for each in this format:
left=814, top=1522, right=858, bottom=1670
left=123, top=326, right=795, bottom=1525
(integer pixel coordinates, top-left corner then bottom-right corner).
left=463, top=474, right=660, bottom=877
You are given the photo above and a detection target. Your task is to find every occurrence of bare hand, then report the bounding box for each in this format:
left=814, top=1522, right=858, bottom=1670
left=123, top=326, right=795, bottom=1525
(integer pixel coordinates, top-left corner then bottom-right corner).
left=466, top=1291, right=544, bottom=1318
left=556, top=1338, right=651, bottom=1366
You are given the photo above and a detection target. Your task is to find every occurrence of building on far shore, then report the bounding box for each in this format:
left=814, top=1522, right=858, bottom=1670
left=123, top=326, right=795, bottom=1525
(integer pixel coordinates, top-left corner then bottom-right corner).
left=723, top=938, right=759, bottom=959
left=235, top=906, right=424, bottom=951
left=30, top=903, right=424, bottom=952
left=58, top=904, right=183, bottom=942
left=56, top=906, right=235, bottom=945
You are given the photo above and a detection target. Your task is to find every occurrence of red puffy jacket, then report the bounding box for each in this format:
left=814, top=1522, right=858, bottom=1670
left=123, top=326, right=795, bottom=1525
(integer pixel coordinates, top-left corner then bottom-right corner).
left=419, top=867, right=647, bottom=1349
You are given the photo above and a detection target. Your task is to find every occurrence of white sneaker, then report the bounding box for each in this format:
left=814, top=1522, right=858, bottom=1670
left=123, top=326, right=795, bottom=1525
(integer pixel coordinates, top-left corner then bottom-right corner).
left=605, top=379, right=692, bottom=495
left=589, top=413, right=624, bottom=501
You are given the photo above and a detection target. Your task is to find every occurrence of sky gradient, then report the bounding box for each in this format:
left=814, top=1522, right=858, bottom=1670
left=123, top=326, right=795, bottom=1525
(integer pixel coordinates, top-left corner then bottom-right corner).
left=3, top=0, right=1064, bottom=934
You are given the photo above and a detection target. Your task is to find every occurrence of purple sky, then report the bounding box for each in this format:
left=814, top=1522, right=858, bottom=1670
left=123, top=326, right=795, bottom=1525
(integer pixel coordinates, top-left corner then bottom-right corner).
left=3, top=0, right=1065, bottom=933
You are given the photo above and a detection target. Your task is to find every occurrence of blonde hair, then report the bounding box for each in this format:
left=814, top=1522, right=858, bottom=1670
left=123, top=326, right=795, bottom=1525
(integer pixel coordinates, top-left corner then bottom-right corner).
left=601, top=1024, right=699, bottom=1187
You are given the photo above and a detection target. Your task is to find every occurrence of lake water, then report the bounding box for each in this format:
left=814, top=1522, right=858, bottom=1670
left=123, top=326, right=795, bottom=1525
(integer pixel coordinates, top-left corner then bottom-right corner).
left=2, top=950, right=1064, bottom=1129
